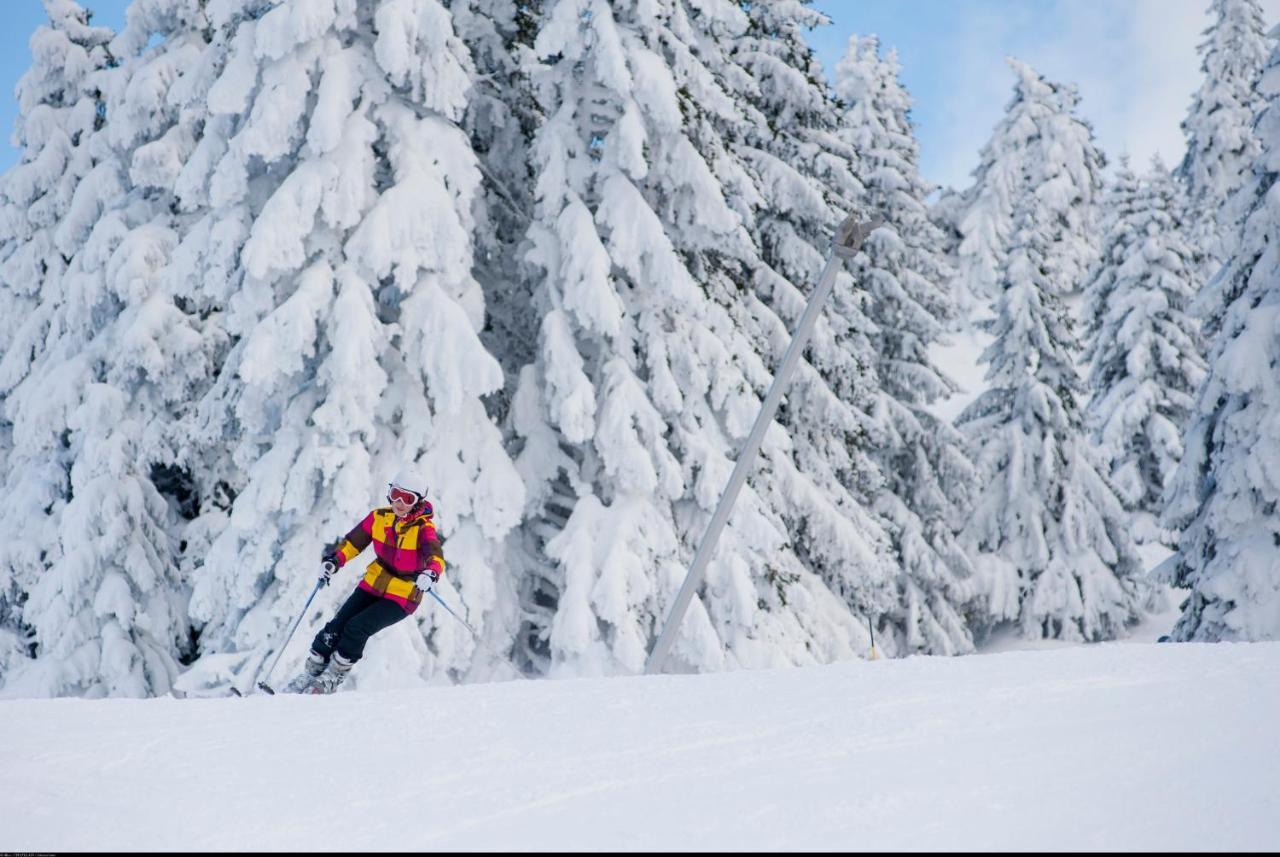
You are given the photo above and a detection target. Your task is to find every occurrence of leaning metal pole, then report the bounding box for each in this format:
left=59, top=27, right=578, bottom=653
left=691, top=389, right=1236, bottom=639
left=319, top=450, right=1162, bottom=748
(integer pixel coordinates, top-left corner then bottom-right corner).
left=644, top=213, right=883, bottom=676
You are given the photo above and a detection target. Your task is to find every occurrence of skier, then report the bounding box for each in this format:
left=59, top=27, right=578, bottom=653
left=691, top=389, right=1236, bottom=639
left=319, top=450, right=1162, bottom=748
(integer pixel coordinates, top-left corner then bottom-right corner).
left=285, top=467, right=446, bottom=694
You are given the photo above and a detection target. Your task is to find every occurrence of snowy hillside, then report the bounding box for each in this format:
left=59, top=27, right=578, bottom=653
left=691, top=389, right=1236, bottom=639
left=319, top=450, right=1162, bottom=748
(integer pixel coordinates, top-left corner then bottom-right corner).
left=3, top=642, right=1277, bottom=852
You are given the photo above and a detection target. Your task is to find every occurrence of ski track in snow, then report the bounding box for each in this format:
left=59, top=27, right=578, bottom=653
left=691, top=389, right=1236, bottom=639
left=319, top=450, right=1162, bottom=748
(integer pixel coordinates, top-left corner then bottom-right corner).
left=2, top=642, right=1277, bottom=851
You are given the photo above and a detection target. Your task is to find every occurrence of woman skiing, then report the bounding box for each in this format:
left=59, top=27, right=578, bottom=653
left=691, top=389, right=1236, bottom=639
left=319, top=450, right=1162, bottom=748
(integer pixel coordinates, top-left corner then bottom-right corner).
left=286, top=467, right=446, bottom=694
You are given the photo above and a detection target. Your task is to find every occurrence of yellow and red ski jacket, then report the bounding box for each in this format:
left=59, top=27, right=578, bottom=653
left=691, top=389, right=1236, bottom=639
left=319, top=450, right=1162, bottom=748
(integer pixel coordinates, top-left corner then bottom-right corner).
left=331, top=503, right=446, bottom=615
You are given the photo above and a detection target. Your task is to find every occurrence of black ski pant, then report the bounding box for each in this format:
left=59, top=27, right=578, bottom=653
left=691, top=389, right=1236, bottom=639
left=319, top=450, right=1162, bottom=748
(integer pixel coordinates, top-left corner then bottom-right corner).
left=311, top=587, right=408, bottom=663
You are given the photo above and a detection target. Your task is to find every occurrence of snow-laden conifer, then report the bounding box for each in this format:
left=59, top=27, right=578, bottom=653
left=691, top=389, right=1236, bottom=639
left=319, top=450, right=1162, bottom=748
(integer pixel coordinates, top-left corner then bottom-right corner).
left=1083, top=160, right=1205, bottom=543
left=514, top=0, right=894, bottom=676
left=689, top=1, right=901, bottom=653
left=834, top=35, right=980, bottom=655
left=142, top=0, right=528, bottom=692
left=0, top=0, right=123, bottom=692
left=1161, top=31, right=1280, bottom=642
left=949, top=59, right=1104, bottom=325
left=1178, top=0, right=1270, bottom=273
left=0, top=0, right=206, bottom=697
left=0, top=0, right=120, bottom=687
left=958, top=192, right=1155, bottom=642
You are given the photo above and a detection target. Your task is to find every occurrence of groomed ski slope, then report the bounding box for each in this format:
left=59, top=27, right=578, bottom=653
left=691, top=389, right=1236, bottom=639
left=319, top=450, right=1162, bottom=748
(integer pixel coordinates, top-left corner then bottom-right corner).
left=3, top=642, right=1278, bottom=852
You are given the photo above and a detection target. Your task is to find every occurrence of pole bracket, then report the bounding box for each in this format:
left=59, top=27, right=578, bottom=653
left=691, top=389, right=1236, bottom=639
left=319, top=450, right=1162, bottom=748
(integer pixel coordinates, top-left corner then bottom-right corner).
left=834, top=214, right=884, bottom=258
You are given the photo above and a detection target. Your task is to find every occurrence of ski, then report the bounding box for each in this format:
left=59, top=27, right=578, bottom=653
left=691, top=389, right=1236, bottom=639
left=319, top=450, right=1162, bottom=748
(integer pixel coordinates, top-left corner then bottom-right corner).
left=227, top=681, right=306, bottom=697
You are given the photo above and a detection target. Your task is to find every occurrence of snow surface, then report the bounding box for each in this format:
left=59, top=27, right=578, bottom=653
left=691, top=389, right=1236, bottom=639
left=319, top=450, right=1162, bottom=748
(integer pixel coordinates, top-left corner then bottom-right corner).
left=929, top=325, right=990, bottom=424
left=2, top=642, right=1276, bottom=852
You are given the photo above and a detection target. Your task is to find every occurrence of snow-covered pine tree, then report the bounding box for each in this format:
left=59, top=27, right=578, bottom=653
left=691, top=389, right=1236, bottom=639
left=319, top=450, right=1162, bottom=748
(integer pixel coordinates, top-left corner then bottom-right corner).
left=0, top=0, right=118, bottom=690
left=833, top=34, right=980, bottom=655
left=1161, top=29, right=1280, bottom=642
left=1177, top=0, right=1270, bottom=277
left=682, top=1, right=900, bottom=654
left=0, top=0, right=206, bottom=697
left=1083, top=159, right=1205, bottom=544
left=156, top=0, right=525, bottom=693
left=958, top=191, right=1155, bottom=643
left=949, top=59, right=1104, bottom=326
left=513, top=0, right=894, bottom=676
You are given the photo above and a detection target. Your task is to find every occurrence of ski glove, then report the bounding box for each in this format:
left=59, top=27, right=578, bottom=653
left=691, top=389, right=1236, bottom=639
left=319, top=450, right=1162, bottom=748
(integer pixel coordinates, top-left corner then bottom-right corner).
left=319, top=559, right=338, bottom=587
left=416, top=570, right=439, bottom=590
left=320, top=540, right=343, bottom=563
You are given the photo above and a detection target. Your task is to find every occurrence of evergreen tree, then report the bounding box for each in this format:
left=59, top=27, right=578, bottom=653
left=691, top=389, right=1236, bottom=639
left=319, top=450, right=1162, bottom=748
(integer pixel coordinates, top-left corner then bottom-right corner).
left=0, top=0, right=204, bottom=697
left=958, top=193, right=1154, bottom=643
left=513, top=0, right=893, bottom=676
left=1083, top=160, right=1205, bottom=543
left=834, top=35, right=979, bottom=655
left=115, top=0, right=527, bottom=692
left=1161, top=33, right=1280, bottom=642
left=949, top=59, right=1104, bottom=325
left=1177, top=0, right=1270, bottom=274
left=698, top=1, right=901, bottom=653
left=0, top=0, right=119, bottom=691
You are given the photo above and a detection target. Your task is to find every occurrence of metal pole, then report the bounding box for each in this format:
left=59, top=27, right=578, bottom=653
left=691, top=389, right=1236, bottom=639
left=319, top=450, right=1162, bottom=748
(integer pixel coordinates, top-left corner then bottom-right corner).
left=644, top=214, right=882, bottom=676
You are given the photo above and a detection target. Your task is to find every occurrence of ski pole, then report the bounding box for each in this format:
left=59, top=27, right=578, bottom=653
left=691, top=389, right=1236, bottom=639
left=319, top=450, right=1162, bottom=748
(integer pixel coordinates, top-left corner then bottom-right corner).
left=425, top=588, right=528, bottom=681
left=867, top=615, right=879, bottom=661
left=246, top=564, right=332, bottom=695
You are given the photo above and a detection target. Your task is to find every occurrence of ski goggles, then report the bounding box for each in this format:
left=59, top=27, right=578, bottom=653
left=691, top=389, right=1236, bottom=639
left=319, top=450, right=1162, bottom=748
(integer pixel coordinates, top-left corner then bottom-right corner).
left=387, top=486, right=421, bottom=506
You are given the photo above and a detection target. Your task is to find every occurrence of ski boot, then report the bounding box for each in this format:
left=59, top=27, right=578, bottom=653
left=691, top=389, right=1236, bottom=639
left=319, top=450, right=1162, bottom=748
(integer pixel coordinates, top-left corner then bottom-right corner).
left=309, top=652, right=355, bottom=695
left=282, top=651, right=327, bottom=693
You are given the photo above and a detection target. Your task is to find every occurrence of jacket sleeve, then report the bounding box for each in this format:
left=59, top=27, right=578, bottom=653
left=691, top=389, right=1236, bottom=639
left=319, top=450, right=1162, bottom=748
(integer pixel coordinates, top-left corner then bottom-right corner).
left=332, top=512, right=375, bottom=567
left=419, top=525, right=446, bottom=577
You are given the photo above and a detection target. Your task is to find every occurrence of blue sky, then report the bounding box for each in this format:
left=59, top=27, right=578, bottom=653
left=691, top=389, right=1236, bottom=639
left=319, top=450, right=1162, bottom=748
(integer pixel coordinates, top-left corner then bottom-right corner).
left=810, top=0, right=1280, bottom=190
left=2, top=1, right=1277, bottom=190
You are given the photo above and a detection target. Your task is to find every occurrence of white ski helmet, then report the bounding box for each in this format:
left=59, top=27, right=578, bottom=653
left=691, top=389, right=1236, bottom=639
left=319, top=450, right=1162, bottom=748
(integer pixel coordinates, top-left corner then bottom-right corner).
left=388, top=466, right=428, bottom=500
